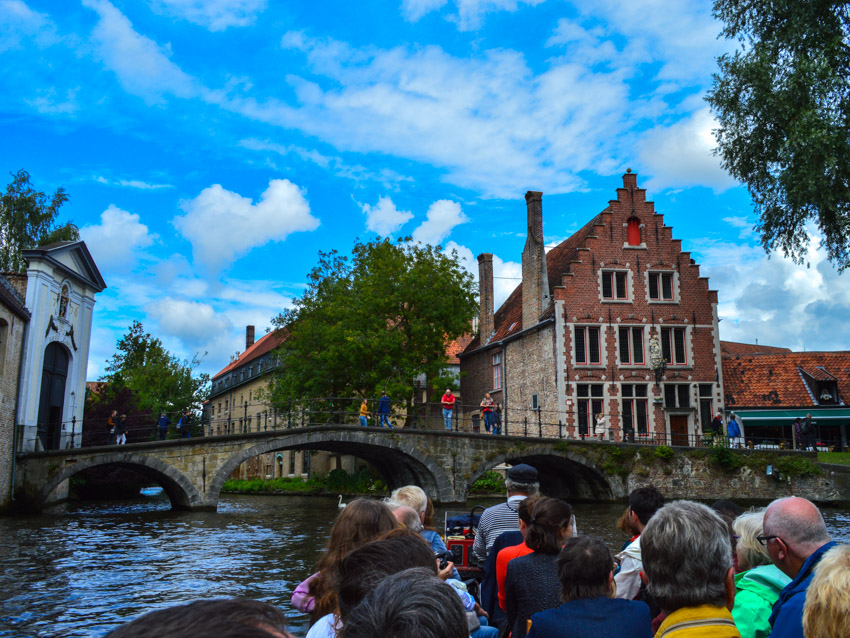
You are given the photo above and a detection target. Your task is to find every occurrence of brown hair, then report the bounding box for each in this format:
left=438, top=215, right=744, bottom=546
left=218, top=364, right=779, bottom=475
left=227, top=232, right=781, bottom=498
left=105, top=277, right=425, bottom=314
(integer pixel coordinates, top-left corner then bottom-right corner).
left=308, top=498, right=398, bottom=621
left=423, top=497, right=437, bottom=533
left=557, top=536, right=615, bottom=602
left=525, top=498, right=572, bottom=555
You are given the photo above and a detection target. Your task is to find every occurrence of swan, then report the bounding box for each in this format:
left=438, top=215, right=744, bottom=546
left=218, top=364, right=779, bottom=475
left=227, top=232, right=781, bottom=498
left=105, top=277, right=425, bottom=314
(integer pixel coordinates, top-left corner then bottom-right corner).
left=338, top=495, right=346, bottom=509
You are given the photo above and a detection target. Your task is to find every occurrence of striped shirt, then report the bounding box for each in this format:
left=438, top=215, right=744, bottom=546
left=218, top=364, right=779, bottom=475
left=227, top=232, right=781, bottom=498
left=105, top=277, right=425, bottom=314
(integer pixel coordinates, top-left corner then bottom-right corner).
left=473, top=495, right=526, bottom=562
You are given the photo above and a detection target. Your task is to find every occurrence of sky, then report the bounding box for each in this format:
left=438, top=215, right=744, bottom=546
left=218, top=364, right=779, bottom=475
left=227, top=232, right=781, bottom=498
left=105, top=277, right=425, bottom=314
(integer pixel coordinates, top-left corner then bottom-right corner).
left=2, top=0, right=848, bottom=380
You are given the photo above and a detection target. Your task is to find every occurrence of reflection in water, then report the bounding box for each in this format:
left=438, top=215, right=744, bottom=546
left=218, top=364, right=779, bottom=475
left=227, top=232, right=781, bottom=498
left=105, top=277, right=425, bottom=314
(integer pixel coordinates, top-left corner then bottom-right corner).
left=0, top=492, right=847, bottom=638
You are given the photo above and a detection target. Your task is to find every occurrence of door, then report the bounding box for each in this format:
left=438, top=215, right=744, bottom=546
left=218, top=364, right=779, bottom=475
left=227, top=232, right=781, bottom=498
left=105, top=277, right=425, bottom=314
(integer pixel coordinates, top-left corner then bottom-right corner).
left=669, top=414, right=689, bottom=447
left=37, top=342, right=69, bottom=450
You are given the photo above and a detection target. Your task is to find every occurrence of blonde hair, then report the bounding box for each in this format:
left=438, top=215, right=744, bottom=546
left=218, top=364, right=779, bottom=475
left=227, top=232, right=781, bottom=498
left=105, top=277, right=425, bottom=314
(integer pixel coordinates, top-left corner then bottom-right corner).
left=389, top=485, right=428, bottom=514
left=803, top=544, right=850, bottom=638
left=732, top=509, right=770, bottom=571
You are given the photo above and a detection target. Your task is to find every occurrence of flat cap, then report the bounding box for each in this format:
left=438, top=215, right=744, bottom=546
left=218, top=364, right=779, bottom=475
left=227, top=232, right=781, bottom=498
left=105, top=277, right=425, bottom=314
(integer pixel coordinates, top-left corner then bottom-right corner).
left=507, top=463, right=537, bottom=483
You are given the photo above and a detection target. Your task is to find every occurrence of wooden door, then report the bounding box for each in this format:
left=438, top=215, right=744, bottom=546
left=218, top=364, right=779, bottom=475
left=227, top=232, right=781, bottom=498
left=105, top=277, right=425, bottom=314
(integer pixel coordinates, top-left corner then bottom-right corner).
left=669, top=415, right=689, bottom=447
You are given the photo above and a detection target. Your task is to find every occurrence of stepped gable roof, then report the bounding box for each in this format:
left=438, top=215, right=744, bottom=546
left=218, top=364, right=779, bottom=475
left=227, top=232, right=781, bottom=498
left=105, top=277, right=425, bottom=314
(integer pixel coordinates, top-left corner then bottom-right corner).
left=446, top=334, right=473, bottom=364
left=463, top=212, right=603, bottom=354
left=720, top=341, right=791, bottom=356
left=0, top=273, right=29, bottom=320
left=722, top=351, right=850, bottom=408
left=212, top=329, right=286, bottom=380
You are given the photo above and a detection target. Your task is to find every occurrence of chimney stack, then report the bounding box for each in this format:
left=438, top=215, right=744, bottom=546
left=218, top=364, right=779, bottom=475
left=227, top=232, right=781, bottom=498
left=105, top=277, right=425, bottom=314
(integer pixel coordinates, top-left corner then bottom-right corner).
left=623, top=167, right=637, bottom=190
left=522, top=191, right=549, bottom=329
left=477, top=253, right=494, bottom=343
left=246, top=325, right=255, bottom=350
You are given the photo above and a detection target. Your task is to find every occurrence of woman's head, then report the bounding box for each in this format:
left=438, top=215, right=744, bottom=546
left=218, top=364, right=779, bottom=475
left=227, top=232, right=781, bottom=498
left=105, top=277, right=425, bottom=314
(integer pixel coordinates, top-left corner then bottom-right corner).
left=557, top=536, right=615, bottom=602
left=524, top=498, right=573, bottom=554
left=733, top=509, right=771, bottom=571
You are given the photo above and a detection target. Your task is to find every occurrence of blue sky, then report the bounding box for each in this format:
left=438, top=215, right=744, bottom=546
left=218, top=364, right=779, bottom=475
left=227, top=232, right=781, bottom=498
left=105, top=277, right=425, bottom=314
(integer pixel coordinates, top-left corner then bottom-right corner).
left=2, top=0, right=847, bottom=379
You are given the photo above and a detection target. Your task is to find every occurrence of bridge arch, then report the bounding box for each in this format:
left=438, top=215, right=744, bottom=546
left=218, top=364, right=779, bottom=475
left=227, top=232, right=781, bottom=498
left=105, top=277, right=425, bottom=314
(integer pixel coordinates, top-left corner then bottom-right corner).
left=38, top=453, right=203, bottom=511
left=466, top=445, right=625, bottom=503
left=210, top=430, right=456, bottom=506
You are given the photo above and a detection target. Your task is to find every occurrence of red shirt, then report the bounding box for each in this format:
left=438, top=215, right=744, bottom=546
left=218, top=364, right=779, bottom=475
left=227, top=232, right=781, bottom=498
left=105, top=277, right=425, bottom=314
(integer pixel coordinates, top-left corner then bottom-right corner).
left=442, top=392, right=456, bottom=410
left=496, top=542, right=535, bottom=610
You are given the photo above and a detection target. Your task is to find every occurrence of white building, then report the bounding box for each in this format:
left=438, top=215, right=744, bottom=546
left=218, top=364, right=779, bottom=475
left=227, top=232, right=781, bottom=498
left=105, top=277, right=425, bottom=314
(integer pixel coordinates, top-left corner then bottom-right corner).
left=16, top=241, right=105, bottom=452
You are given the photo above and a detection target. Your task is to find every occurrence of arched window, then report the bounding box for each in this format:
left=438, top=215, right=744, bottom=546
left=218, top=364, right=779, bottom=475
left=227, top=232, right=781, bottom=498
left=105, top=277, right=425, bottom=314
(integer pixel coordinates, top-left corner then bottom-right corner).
left=627, top=217, right=641, bottom=246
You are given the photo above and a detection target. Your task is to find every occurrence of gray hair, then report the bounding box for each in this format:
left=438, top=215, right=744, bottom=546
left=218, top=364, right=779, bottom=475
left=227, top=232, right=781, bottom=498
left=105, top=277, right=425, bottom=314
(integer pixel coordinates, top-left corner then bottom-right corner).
left=733, top=509, right=771, bottom=571
left=388, top=485, right=428, bottom=514
left=339, top=567, right=467, bottom=638
left=390, top=504, right=423, bottom=533
left=763, top=497, right=832, bottom=554
left=642, top=500, right=731, bottom=611
left=505, top=478, right=540, bottom=496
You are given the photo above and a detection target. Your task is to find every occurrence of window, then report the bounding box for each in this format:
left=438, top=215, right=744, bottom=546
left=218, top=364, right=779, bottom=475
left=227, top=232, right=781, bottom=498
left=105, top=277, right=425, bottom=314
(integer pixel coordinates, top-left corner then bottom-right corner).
left=289, top=451, right=296, bottom=475
left=218, top=402, right=221, bottom=415
left=225, top=399, right=229, bottom=413
left=648, top=272, right=674, bottom=301
left=622, top=384, right=648, bottom=435
left=577, top=385, right=604, bottom=436
left=531, top=394, right=539, bottom=410
left=699, top=384, right=713, bottom=432
left=602, top=270, right=628, bottom=300
left=661, top=327, right=687, bottom=365
left=492, top=352, right=502, bottom=390
left=618, top=327, right=645, bottom=365
left=664, top=384, right=691, bottom=408
left=627, top=217, right=641, bottom=246
left=575, top=326, right=602, bottom=365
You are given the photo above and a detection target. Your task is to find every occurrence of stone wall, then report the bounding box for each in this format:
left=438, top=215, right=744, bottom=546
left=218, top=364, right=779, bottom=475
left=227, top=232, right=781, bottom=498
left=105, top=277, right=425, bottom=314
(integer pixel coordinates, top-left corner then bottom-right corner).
left=504, top=324, right=558, bottom=437
left=0, top=305, right=26, bottom=510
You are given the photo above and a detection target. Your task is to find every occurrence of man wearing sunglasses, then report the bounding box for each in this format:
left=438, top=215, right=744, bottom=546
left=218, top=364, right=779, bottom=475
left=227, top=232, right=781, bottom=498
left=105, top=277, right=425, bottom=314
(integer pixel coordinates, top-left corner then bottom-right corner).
left=760, top=497, right=836, bottom=638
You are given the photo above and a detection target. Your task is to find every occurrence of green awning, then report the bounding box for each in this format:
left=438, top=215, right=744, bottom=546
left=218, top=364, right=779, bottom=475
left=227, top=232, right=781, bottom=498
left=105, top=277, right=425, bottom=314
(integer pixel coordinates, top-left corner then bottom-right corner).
left=732, top=408, right=850, bottom=427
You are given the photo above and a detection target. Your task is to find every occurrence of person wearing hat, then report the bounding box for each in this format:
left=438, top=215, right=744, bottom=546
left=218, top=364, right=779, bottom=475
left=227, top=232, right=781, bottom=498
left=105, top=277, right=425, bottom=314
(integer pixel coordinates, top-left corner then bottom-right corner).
left=472, top=463, right=539, bottom=564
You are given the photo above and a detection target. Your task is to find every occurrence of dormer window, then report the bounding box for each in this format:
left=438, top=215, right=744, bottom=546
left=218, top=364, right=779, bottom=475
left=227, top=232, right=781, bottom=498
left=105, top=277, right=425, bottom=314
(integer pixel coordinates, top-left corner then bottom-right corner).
left=816, top=380, right=839, bottom=405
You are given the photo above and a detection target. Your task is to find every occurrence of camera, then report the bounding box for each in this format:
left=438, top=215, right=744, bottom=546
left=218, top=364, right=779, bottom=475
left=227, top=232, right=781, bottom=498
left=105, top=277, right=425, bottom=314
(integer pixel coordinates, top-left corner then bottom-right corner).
left=435, top=550, right=450, bottom=571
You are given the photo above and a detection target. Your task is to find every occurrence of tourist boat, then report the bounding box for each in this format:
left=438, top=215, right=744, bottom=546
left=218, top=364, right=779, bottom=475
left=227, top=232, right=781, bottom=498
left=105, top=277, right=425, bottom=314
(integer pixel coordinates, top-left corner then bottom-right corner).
left=444, top=505, right=486, bottom=583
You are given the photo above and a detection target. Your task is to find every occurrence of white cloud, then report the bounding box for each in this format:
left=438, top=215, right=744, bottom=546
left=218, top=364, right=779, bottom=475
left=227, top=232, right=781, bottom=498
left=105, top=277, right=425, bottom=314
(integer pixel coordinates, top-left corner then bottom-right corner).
left=148, top=0, right=267, bottom=31
left=173, top=179, right=319, bottom=272
left=82, top=0, right=202, bottom=101
left=401, top=0, right=447, bottom=22
left=402, top=0, right=544, bottom=30
left=80, top=205, right=156, bottom=271
left=444, top=240, right=521, bottom=309
left=0, top=0, right=58, bottom=52
left=361, top=196, right=413, bottom=235
left=92, top=175, right=174, bottom=189
left=146, top=297, right=232, bottom=346
left=638, top=108, right=737, bottom=193
left=412, top=199, right=467, bottom=245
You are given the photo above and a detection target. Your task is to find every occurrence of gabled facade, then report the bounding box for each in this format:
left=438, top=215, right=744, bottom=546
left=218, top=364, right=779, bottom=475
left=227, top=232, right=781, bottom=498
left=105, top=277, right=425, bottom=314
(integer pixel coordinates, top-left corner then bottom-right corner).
left=460, top=172, right=723, bottom=445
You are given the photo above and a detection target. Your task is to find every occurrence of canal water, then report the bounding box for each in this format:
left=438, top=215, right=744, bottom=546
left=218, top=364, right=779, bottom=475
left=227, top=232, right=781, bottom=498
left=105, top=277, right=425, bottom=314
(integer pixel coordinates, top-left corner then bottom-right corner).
left=1, top=493, right=848, bottom=638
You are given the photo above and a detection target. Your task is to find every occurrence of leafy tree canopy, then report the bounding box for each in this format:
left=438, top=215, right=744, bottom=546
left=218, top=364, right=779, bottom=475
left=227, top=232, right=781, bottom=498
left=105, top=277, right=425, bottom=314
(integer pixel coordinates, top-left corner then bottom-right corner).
left=707, top=1, right=850, bottom=269
left=101, top=320, right=209, bottom=416
left=269, top=238, right=477, bottom=413
left=0, top=169, right=79, bottom=272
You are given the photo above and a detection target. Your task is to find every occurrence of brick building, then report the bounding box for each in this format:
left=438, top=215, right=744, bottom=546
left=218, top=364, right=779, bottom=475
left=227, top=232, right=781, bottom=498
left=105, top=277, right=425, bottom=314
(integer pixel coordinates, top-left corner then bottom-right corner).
left=460, top=171, right=724, bottom=444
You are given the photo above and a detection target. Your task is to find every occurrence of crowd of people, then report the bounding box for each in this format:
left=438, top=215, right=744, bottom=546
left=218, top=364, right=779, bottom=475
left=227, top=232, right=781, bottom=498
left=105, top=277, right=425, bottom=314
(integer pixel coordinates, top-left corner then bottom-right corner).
left=105, top=467, right=847, bottom=638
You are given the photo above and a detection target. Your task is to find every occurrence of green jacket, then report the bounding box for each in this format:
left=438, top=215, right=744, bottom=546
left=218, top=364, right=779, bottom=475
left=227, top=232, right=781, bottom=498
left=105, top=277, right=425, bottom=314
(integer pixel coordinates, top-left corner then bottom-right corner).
left=731, top=565, right=791, bottom=638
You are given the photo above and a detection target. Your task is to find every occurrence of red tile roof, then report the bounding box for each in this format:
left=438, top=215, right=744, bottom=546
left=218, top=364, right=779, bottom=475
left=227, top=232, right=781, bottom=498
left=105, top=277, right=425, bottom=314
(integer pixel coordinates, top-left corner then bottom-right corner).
left=446, top=334, right=474, bottom=364
left=463, top=213, right=603, bottom=353
left=719, top=341, right=791, bottom=356
left=722, top=351, right=850, bottom=408
left=212, top=330, right=286, bottom=380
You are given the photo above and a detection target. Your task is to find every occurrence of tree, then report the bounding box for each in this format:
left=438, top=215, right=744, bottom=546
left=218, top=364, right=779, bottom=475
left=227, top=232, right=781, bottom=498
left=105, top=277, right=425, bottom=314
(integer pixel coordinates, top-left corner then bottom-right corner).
left=707, top=1, right=850, bottom=270
left=268, top=238, right=477, bottom=420
left=0, top=169, right=79, bottom=272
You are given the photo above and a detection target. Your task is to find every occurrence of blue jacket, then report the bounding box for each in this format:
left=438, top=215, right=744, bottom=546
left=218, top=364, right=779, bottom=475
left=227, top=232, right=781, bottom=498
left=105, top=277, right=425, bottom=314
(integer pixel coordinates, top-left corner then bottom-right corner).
left=728, top=419, right=741, bottom=438
left=377, top=396, right=391, bottom=414
left=768, top=541, right=837, bottom=638
left=527, top=597, right=652, bottom=638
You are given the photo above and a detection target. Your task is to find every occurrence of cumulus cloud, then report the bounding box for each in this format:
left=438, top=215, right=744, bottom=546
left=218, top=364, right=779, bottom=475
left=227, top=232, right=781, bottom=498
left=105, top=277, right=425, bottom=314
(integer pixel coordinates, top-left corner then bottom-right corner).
left=173, top=179, right=319, bottom=272
left=402, top=0, right=543, bottom=30
left=82, top=0, right=203, bottom=101
left=0, top=0, right=58, bottom=52
left=445, top=240, right=522, bottom=309
left=638, top=108, right=737, bottom=193
left=146, top=297, right=232, bottom=346
left=80, top=205, right=156, bottom=271
left=148, top=0, right=267, bottom=31
left=412, top=200, right=467, bottom=245
left=361, top=196, right=413, bottom=236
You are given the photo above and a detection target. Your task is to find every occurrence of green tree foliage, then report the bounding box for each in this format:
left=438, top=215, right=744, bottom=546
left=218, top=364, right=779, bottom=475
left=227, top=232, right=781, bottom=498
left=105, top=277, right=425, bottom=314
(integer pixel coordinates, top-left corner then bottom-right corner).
left=87, top=321, right=209, bottom=438
left=0, top=170, right=79, bottom=272
left=269, top=238, right=477, bottom=419
left=707, top=1, right=850, bottom=269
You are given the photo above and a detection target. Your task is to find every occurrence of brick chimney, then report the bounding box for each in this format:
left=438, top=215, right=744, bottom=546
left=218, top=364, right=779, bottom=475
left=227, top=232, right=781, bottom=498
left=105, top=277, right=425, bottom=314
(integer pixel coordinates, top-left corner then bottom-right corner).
left=623, top=167, right=637, bottom=190
left=522, top=191, right=549, bottom=329
left=477, top=253, right=494, bottom=343
left=246, top=325, right=255, bottom=350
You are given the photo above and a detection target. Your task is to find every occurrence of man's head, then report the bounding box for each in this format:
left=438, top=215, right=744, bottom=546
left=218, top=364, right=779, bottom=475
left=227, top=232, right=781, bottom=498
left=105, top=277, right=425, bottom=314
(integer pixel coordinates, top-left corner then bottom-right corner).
left=628, top=486, right=664, bottom=532
left=381, top=391, right=386, bottom=397
left=505, top=463, right=539, bottom=497
left=339, top=567, right=467, bottom=638
left=105, top=599, right=292, bottom=638
left=642, top=500, right=734, bottom=613
left=803, top=544, right=850, bottom=638
left=557, top=536, right=615, bottom=602
left=445, top=388, right=452, bottom=395
left=762, top=497, right=832, bottom=579
left=485, top=393, right=491, bottom=399
left=334, top=532, right=438, bottom=622
left=390, top=504, right=423, bottom=533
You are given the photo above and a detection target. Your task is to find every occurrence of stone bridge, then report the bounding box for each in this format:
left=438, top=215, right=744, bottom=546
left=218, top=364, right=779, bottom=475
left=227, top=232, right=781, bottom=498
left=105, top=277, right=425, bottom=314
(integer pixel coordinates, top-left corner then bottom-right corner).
left=14, top=426, right=846, bottom=512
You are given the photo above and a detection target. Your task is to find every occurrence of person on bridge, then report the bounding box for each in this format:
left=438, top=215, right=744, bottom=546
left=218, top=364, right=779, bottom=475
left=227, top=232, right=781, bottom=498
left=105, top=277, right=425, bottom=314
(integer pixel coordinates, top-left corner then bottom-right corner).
left=178, top=411, right=191, bottom=438
left=492, top=403, right=502, bottom=435
left=472, top=463, right=539, bottom=563
left=107, top=409, right=118, bottom=444
left=157, top=413, right=171, bottom=440
left=114, top=413, right=128, bottom=445
left=377, top=391, right=392, bottom=428
left=480, top=393, right=495, bottom=433
left=359, top=399, right=370, bottom=427
left=441, top=388, right=456, bottom=431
